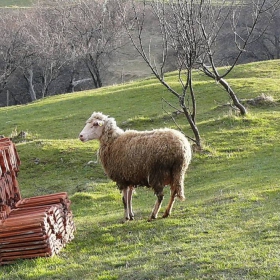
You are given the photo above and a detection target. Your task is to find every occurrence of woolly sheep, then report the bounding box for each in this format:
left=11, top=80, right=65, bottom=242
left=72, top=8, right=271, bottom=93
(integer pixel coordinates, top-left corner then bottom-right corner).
left=79, top=112, right=192, bottom=221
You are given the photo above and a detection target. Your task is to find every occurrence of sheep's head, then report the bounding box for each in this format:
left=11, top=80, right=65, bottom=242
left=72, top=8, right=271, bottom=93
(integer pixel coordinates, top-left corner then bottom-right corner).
left=79, top=112, right=107, bottom=142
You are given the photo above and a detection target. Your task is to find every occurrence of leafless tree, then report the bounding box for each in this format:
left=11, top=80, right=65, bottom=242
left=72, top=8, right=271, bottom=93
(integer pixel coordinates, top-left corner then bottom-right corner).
left=118, top=0, right=202, bottom=148
left=21, top=2, right=72, bottom=99
left=197, top=0, right=280, bottom=115
left=52, top=0, right=125, bottom=89
left=243, top=4, right=280, bottom=60
left=0, top=0, right=125, bottom=105
left=118, top=0, right=280, bottom=148
left=0, top=10, right=32, bottom=102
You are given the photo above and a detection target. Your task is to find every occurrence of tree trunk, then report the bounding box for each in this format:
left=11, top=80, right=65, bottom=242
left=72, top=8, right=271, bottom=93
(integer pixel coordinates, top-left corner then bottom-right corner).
left=189, top=70, right=196, bottom=122
left=86, top=55, right=103, bottom=88
left=180, top=102, right=201, bottom=149
left=6, top=90, right=9, bottom=106
left=218, top=78, right=247, bottom=115
left=24, top=69, right=37, bottom=101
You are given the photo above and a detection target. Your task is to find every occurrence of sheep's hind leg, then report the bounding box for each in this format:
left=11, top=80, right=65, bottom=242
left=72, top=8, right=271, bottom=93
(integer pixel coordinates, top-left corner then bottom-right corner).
left=149, top=192, right=164, bottom=222
left=162, top=187, right=177, bottom=218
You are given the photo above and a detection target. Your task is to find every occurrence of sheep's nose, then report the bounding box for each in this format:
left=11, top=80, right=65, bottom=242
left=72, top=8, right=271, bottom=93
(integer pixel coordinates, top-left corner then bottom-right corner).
left=79, top=134, right=84, bottom=140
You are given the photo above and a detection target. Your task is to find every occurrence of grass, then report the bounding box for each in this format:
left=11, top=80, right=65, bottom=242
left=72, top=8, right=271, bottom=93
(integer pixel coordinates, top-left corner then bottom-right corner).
left=0, top=60, right=280, bottom=279
left=0, top=0, right=34, bottom=7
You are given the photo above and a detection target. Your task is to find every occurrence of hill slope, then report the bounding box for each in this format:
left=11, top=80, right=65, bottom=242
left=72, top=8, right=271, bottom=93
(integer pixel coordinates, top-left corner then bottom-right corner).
left=0, top=0, right=33, bottom=7
left=0, top=60, right=280, bottom=279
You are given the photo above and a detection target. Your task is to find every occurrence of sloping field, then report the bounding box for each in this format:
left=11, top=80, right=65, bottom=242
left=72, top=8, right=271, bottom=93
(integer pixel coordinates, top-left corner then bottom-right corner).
left=0, top=60, right=279, bottom=279
left=0, top=0, right=33, bottom=7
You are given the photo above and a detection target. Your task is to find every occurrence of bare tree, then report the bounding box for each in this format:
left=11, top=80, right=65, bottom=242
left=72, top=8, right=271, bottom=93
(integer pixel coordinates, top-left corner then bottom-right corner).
left=22, top=2, right=72, bottom=99
left=0, top=10, right=32, bottom=102
left=118, top=0, right=280, bottom=149
left=0, top=0, right=125, bottom=105
left=197, top=0, right=280, bottom=115
left=54, top=0, right=125, bottom=89
left=118, top=0, right=206, bottom=148
left=243, top=4, right=280, bottom=60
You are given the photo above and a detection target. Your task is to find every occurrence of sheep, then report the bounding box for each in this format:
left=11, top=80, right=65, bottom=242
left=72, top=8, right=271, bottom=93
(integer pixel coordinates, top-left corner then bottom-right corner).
left=79, top=112, right=192, bottom=221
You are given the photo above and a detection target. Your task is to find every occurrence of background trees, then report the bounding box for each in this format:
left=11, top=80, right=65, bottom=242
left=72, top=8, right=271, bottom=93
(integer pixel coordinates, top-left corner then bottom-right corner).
left=21, top=3, right=71, bottom=100
left=52, top=0, right=125, bottom=89
left=0, top=0, right=125, bottom=105
left=0, top=0, right=280, bottom=109
left=0, top=9, right=32, bottom=105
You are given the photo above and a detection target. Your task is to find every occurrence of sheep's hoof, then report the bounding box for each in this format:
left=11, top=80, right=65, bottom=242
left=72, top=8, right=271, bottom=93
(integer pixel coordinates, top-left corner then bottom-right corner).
left=148, top=215, right=157, bottom=222
left=122, top=217, right=130, bottom=223
left=162, top=212, right=169, bottom=218
left=122, top=215, right=134, bottom=223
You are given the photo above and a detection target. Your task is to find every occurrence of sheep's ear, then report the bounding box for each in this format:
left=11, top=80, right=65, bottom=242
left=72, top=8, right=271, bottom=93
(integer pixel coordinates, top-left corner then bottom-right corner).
left=92, top=120, right=104, bottom=127
left=98, top=120, right=104, bottom=126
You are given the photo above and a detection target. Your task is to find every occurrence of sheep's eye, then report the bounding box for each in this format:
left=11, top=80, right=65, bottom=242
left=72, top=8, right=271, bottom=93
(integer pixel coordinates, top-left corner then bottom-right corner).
left=92, top=122, right=99, bottom=127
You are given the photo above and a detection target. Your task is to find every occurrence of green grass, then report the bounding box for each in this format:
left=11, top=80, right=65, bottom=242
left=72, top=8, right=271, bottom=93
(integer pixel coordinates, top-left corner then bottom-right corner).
left=0, top=60, right=280, bottom=279
left=0, top=0, right=33, bottom=7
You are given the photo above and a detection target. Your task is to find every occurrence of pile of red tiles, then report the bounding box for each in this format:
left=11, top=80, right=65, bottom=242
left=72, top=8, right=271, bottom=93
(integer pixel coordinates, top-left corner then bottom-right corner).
left=0, top=138, right=75, bottom=265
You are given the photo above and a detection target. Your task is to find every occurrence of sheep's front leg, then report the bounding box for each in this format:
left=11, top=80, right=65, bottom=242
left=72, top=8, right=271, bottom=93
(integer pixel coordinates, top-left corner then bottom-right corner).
left=127, top=186, right=135, bottom=220
left=122, top=186, right=134, bottom=221
left=122, top=188, right=129, bottom=221
left=149, top=192, right=164, bottom=221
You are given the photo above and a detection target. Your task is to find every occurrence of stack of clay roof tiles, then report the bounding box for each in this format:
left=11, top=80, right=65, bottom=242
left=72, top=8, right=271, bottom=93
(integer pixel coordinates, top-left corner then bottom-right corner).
left=0, top=138, right=75, bottom=265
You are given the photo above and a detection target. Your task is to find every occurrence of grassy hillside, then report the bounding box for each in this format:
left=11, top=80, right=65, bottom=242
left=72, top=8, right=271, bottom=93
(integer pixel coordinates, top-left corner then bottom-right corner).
left=0, top=0, right=33, bottom=7
left=0, top=60, right=280, bottom=279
